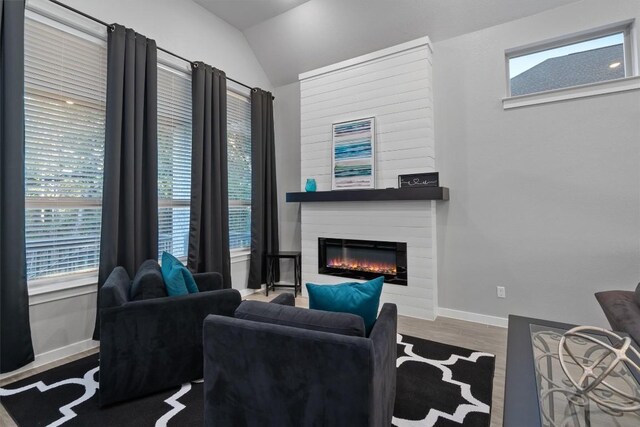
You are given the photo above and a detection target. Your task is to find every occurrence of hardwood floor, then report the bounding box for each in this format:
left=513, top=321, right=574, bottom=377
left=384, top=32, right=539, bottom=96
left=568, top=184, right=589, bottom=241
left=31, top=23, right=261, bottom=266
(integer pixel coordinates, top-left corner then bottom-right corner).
left=0, top=291, right=507, bottom=427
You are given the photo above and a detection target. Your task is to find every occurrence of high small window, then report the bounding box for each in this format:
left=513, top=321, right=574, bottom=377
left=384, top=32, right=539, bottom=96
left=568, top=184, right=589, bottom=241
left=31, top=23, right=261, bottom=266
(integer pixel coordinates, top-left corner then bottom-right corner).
left=507, top=23, right=634, bottom=97
left=227, top=91, right=252, bottom=251
left=157, top=65, right=192, bottom=259
left=24, top=13, right=107, bottom=282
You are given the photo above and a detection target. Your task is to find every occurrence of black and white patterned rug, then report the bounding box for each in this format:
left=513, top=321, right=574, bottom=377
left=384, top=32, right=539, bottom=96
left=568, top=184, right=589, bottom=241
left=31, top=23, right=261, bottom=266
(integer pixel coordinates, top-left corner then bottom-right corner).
left=1, top=334, right=494, bottom=426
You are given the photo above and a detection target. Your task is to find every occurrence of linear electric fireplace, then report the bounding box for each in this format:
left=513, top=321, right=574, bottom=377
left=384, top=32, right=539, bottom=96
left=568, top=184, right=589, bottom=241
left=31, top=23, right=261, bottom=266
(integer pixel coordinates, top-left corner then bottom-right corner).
left=318, top=238, right=407, bottom=285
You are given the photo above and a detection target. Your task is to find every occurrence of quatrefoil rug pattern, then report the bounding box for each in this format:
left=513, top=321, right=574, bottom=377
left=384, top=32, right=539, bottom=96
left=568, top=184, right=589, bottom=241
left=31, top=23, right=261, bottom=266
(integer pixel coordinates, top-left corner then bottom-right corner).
left=392, top=334, right=495, bottom=427
left=1, top=335, right=494, bottom=426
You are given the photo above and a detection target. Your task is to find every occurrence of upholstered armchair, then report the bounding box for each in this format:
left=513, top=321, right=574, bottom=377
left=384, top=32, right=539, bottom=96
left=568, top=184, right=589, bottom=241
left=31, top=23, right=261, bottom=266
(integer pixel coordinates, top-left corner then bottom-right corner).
left=203, top=298, right=397, bottom=427
left=98, top=259, right=242, bottom=407
left=595, top=283, right=640, bottom=344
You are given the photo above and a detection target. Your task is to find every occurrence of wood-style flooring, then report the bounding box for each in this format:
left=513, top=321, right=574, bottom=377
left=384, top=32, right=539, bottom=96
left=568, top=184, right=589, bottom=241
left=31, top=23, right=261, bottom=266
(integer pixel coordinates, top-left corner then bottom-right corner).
left=0, top=290, right=507, bottom=427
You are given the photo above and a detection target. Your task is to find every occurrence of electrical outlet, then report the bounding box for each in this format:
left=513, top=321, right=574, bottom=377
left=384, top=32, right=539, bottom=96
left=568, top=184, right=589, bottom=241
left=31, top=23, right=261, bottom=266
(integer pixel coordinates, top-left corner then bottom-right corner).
left=496, top=286, right=506, bottom=298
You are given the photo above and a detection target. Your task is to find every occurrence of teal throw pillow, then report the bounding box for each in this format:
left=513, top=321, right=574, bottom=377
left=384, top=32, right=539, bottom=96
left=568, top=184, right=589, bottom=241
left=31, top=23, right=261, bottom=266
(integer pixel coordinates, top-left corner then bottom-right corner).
left=306, top=276, right=384, bottom=334
left=161, top=252, right=199, bottom=296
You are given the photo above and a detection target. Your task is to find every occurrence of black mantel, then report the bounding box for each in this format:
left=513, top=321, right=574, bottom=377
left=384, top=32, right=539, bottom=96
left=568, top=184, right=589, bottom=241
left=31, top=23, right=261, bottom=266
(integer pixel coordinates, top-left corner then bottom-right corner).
left=286, top=187, right=449, bottom=202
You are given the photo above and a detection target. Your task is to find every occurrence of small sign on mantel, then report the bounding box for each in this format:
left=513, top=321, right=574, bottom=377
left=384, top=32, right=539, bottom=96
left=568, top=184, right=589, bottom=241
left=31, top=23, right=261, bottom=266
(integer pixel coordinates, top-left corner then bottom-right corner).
left=398, top=172, right=439, bottom=188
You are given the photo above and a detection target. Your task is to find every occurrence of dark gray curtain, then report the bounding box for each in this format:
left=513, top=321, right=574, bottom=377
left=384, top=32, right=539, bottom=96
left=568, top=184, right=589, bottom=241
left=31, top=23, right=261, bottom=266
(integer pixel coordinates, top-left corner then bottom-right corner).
left=188, top=63, right=231, bottom=287
left=95, top=25, right=158, bottom=339
left=0, top=0, right=34, bottom=373
left=248, top=89, right=279, bottom=289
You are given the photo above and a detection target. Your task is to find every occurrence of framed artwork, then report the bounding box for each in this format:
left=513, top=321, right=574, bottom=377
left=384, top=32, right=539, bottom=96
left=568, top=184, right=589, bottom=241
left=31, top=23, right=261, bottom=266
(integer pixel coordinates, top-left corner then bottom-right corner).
left=332, top=117, right=375, bottom=190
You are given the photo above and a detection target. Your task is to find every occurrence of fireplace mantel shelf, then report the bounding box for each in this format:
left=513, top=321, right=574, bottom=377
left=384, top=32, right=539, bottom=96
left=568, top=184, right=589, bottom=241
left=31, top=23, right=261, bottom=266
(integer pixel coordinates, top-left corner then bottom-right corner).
left=286, top=187, right=449, bottom=203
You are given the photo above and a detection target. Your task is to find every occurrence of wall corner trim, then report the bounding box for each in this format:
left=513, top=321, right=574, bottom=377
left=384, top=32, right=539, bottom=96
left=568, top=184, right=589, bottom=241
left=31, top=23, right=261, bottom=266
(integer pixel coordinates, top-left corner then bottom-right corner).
left=298, top=36, right=433, bottom=82
left=437, top=307, right=508, bottom=328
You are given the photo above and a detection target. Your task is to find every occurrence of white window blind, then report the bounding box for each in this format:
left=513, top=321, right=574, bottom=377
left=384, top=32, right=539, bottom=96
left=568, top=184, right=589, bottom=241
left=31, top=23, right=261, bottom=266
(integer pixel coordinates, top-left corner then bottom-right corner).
left=24, top=15, right=107, bottom=281
left=158, top=65, right=192, bottom=259
left=227, top=91, right=252, bottom=250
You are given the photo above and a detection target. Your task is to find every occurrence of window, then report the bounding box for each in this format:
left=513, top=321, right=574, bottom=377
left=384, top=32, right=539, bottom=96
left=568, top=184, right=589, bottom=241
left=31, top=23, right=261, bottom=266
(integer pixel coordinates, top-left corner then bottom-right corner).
left=157, top=65, right=192, bottom=259
left=507, top=23, right=634, bottom=97
left=24, top=14, right=107, bottom=281
left=227, top=91, right=252, bottom=250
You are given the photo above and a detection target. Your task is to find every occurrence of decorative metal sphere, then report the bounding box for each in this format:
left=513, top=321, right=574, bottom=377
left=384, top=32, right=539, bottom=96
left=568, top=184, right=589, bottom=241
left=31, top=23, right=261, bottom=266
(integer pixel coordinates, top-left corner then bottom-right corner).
left=558, top=326, right=640, bottom=413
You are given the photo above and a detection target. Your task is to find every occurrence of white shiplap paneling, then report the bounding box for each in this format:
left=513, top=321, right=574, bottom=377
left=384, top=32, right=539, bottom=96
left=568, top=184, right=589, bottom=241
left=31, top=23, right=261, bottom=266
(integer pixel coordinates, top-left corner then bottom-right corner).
left=299, top=37, right=436, bottom=319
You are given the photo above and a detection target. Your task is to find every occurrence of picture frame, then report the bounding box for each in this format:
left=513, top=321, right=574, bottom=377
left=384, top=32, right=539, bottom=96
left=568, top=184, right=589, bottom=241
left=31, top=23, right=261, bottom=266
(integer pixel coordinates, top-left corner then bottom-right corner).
left=398, top=172, right=439, bottom=188
left=332, top=117, right=375, bottom=190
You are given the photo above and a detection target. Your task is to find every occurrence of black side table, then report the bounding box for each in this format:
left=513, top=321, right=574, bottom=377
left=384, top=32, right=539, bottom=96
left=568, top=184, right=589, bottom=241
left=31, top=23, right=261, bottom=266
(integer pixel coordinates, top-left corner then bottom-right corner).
left=265, top=251, right=302, bottom=297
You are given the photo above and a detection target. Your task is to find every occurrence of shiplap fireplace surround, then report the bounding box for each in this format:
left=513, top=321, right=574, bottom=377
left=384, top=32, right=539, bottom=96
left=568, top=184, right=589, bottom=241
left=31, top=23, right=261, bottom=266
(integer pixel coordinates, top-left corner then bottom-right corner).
left=298, top=37, right=437, bottom=320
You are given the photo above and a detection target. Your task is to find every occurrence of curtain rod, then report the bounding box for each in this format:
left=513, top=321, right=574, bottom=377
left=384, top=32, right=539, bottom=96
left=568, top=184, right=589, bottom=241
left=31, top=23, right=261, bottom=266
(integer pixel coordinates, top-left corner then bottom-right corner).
left=47, top=0, right=270, bottom=98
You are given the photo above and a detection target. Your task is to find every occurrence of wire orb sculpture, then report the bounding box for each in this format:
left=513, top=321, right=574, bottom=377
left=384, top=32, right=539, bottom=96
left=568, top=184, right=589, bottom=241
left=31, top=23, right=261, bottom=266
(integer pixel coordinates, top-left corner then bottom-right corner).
left=558, top=326, right=640, bottom=413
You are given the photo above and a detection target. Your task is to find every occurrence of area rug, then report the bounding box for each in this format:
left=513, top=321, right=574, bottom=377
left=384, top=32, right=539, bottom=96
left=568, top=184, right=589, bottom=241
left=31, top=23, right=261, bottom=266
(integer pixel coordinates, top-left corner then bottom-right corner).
left=0, top=334, right=494, bottom=427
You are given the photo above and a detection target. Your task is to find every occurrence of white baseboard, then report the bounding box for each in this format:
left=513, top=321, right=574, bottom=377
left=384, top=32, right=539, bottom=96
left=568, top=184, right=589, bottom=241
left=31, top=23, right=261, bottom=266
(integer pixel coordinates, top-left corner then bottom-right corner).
left=238, top=284, right=299, bottom=299
left=239, top=288, right=261, bottom=297
left=0, top=339, right=98, bottom=382
left=437, top=307, right=508, bottom=328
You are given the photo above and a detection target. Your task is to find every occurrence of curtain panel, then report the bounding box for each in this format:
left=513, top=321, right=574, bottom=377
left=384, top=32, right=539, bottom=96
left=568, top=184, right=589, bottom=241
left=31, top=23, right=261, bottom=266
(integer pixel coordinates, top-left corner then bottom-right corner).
left=94, top=25, right=158, bottom=339
left=0, top=0, right=34, bottom=373
left=248, top=88, right=279, bottom=289
left=188, top=63, right=231, bottom=287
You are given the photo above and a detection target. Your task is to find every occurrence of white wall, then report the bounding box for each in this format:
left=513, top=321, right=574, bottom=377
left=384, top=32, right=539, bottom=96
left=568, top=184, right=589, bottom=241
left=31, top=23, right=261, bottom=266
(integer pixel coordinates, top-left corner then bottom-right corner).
left=299, top=39, right=438, bottom=319
left=4, top=0, right=273, bottom=376
left=434, top=0, right=640, bottom=327
left=59, top=0, right=271, bottom=90
left=274, top=82, right=302, bottom=280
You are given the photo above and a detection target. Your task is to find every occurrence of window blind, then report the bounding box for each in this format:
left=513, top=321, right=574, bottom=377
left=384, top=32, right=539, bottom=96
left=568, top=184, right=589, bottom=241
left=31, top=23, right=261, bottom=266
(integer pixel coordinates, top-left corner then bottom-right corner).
left=24, top=15, right=107, bottom=281
left=227, top=91, right=252, bottom=250
left=158, top=65, right=192, bottom=259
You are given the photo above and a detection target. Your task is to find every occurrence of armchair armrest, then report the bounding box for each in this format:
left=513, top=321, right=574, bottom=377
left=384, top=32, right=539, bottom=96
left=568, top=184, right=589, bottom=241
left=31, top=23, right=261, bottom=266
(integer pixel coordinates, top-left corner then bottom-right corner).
left=100, top=266, right=131, bottom=308
left=194, top=271, right=224, bottom=292
left=595, top=290, right=640, bottom=343
left=269, top=293, right=295, bottom=306
left=369, top=303, right=398, bottom=425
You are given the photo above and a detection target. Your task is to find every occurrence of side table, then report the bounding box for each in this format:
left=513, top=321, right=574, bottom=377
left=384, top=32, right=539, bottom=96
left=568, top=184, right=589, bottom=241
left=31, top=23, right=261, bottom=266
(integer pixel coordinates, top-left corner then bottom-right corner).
left=504, top=315, right=640, bottom=426
left=266, top=251, right=302, bottom=297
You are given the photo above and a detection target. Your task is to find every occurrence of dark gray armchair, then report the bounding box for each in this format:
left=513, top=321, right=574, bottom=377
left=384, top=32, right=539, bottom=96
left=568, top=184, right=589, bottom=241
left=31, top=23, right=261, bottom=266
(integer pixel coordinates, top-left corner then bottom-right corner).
left=99, top=259, right=241, bottom=407
left=595, top=282, right=640, bottom=344
left=203, top=298, right=397, bottom=427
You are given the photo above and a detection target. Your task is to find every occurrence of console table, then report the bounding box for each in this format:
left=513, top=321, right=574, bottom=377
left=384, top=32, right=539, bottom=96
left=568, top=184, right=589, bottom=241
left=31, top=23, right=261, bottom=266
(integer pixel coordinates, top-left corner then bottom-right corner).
left=504, top=315, right=640, bottom=426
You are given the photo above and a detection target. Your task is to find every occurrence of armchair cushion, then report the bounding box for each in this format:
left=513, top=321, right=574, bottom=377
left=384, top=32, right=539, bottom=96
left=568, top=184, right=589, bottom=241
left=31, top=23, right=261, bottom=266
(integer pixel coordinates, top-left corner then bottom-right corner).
left=130, top=259, right=167, bottom=301
left=306, top=276, right=384, bottom=334
left=193, top=272, right=224, bottom=292
left=161, top=252, right=198, bottom=296
left=235, top=300, right=365, bottom=337
left=635, top=282, right=640, bottom=306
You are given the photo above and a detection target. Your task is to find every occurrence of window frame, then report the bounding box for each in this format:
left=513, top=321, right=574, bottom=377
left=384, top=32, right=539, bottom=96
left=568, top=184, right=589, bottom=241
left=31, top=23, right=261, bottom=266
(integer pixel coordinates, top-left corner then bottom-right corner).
left=503, top=20, right=639, bottom=108
left=24, top=8, right=108, bottom=289
left=227, top=87, right=252, bottom=254
left=157, top=59, right=193, bottom=262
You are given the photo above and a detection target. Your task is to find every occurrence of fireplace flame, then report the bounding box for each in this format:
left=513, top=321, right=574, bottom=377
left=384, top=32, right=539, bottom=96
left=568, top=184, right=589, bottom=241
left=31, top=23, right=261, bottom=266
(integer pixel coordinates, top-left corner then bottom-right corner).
left=327, top=258, right=396, bottom=275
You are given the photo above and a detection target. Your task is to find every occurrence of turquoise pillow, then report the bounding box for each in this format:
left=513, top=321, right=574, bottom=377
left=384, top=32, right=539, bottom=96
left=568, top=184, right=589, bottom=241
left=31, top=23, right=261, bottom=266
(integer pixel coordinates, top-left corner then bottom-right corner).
left=306, top=276, right=384, bottom=334
left=161, top=252, right=199, bottom=296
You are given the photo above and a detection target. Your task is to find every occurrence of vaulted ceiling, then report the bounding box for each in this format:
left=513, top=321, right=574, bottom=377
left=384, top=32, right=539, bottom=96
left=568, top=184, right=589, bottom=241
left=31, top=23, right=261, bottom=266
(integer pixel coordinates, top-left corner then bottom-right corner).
left=194, top=0, right=312, bottom=30
left=194, top=0, right=582, bottom=87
